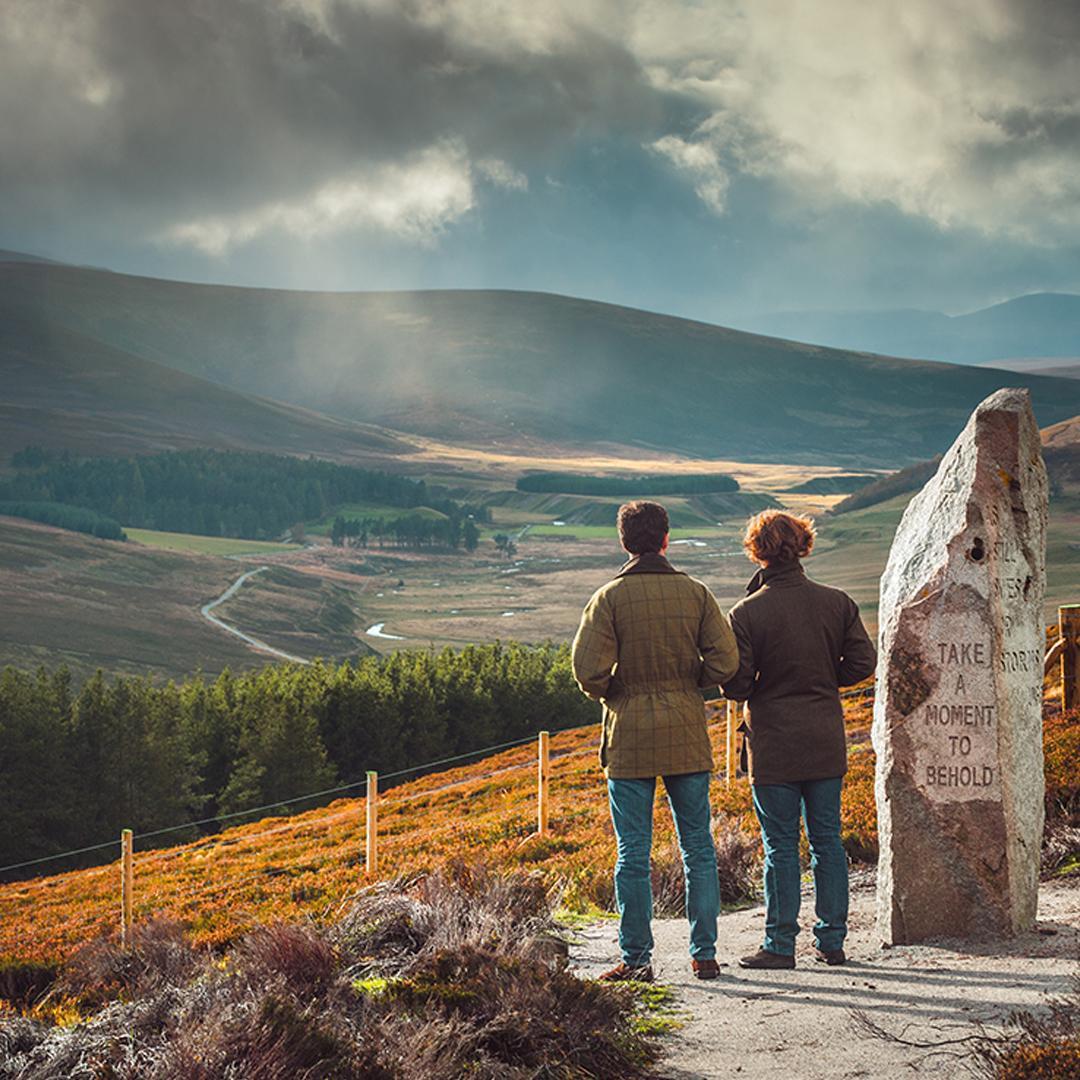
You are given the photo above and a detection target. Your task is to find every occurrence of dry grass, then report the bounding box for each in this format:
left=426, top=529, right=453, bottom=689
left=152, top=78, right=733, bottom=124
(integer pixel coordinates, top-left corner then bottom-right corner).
left=2, top=692, right=1074, bottom=976
left=0, top=867, right=661, bottom=1079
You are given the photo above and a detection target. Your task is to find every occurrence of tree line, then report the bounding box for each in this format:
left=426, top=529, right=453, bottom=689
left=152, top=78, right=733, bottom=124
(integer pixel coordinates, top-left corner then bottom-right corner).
left=4, top=447, right=488, bottom=543
left=329, top=513, right=482, bottom=551
left=516, top=471, right=739, bottom=495
left=0, top=643, right=598, bottom=879
left=0, top=500, right=126, bottom=541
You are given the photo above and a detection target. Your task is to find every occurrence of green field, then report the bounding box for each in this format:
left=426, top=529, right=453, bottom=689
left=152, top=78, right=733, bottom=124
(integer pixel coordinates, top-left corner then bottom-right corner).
left=524, top=523, right=732, bottom=541
left=307, top=502, right=450, bottom=536
left=126, top=529, right=298, bottom=555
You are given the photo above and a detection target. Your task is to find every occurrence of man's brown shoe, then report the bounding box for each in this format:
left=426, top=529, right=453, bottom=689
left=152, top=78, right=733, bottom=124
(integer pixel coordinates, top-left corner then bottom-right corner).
left=738, top=949, right=795, bottom=970
left=692, top=958, right=720, bottom=980
left=598, top=961, right=654, bottom=983
left=815, top=947, right=846, bottom=966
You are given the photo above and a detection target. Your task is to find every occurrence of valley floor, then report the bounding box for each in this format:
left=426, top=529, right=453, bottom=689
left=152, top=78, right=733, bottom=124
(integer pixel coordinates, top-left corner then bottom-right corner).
left=572, top=874, right=1080, bottom=1079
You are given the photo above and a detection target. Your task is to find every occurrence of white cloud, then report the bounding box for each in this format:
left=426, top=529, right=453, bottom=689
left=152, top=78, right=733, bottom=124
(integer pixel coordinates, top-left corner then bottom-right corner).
left=649, top=134, right=729, bottom=214
left=160, top=142, right=477, bottom=255
left=632, top=0, right=1080, bottom=242
left=476, top=158, right=529, bottom=191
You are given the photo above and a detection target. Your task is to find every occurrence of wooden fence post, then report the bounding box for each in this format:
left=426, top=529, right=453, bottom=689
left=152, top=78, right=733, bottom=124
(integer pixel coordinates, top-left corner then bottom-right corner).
left=725, top=701, right=736, bottom=787
left=120, top=828, right=133, bottom=949
left=1062, top=605, right=1079, bottom=712
left=365, top=771, right=378, bottom=878
left=538, top=731, right=550, bottom=836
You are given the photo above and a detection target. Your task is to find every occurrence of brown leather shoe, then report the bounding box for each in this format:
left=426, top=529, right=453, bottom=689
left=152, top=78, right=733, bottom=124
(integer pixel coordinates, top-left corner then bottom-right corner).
left=815, top=947, right=846, bottom=966
left=598, top=961, right=654, bottom=983
left=738, top=949, right=795, bottom=970
left=692, top=958, right=720, bottom=980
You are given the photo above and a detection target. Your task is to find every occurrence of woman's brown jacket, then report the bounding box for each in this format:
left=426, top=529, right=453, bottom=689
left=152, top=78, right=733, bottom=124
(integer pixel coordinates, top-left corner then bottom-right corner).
left=722, top=560, right=877, bottom=785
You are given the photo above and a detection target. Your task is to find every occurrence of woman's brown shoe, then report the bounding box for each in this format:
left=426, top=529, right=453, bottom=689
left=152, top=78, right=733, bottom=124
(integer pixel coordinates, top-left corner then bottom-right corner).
left=738, top=949, right=795, bottom=970
left=815, top=947, right=846, bottom=966
left=692, top=958, right=720, bottom=980
left=598, top=961, right=654, bottom=982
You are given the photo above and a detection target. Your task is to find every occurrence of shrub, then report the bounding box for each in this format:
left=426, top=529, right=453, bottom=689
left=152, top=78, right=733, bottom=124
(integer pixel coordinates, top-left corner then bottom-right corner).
left=0, top=868, right=661, bottom=1079
left=993, top=1039, right=1080, bottom=1079
left=0, top=964, right=57, bottom=1012
left=651, top=821, right=760, bottom=918
left=57, top=918, right=202, bottom=1009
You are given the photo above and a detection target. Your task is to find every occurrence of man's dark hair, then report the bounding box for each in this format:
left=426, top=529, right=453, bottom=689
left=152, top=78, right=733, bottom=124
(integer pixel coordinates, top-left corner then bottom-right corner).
left=617, top=500, right=669, bottom=554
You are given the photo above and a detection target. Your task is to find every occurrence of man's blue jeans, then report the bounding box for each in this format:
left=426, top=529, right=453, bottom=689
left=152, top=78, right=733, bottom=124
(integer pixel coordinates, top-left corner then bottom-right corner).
left=607, top=771, right=719, bottom=966
left=751, top=776, right=848, bottom=956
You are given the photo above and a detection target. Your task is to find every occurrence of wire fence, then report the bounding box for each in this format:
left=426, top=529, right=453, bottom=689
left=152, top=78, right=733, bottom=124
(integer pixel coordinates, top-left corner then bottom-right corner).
left=1, top=629, right=1074, bottom=957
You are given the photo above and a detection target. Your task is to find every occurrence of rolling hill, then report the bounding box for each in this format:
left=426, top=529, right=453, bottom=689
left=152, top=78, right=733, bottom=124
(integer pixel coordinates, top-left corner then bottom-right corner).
left=0, top=516, right=375, bottom=683
left=978, top=358, right=1080, bottom=380
left=1, top=690, right=1074, bottom=973
left=6, top=258, right=1080, bottom=467
left=1044, top=415, right=1080, bottom=496
left=745, top=292, right=1080, bottom=367
left=0, top=310, right=414, bottom=467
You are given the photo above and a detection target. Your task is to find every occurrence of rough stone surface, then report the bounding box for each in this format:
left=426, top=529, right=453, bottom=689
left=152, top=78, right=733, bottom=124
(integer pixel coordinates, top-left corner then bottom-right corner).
left=872, top=388, right=1048, bottom=945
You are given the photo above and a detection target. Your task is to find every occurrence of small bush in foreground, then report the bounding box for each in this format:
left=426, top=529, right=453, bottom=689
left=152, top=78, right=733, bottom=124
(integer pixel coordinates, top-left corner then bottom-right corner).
left=652, top=821, right=760, bottom=917
left=974, top=977, right=1080, bottom=1080
left=0, top=865, right=661, bottom=1079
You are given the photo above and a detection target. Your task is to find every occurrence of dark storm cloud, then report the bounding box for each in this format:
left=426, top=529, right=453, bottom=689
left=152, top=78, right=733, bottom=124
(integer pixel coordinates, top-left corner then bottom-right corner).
left=0, top=0, right=663, bottom=243
left=2, top=0, right=1079, bottom=315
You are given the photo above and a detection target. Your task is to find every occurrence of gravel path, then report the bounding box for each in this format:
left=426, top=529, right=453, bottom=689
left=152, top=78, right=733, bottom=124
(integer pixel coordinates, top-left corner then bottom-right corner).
left=571, top=875, right=1080, bottom=1079
left=200, top=566, right=310, bottom=664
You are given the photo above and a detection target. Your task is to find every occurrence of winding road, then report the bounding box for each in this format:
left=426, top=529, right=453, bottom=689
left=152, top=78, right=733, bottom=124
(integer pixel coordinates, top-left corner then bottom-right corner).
left=200, top=566, right=310, bottom=665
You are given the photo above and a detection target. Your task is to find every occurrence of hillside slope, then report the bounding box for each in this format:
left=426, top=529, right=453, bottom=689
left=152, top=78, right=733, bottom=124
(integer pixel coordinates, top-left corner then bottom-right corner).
left=832, top=415, right=1080, bottom=511
left=748, top=292, right=1080, bottom=366
left=0, top=517, right=373, bottom=681
left=6, top=260, right=1080, bottom=467
left=1044, top=415, right=1080, bottom=495
left=0, top=312, right=414, bottom=465
left=1, top=691, right=1074, bottom=972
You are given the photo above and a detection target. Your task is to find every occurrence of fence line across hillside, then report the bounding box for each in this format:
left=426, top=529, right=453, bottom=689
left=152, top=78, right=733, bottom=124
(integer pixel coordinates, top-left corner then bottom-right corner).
left=4, top=601, right=1076, bottom=953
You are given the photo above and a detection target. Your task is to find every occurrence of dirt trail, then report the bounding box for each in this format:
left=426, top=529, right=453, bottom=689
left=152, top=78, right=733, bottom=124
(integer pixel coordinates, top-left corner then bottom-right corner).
left=200, top=566, right=310, bottom=664
left=571, top=875, right=1080, bottom=1079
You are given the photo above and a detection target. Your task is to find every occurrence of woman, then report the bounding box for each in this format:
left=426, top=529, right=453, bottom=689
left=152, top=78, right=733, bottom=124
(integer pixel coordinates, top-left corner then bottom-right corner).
left=722, top=510, right=876, bottom=969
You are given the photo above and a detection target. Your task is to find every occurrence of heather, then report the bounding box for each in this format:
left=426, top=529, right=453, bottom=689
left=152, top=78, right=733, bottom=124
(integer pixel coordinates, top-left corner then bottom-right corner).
left=0, top=866, right=661, bottom=1079
left=0, top=643, right=598, bottom=877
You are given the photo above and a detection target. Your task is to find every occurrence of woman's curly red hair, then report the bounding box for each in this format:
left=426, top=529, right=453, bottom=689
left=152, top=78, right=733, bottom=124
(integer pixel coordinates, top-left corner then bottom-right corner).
left=743, top=510, right=816, bottom=566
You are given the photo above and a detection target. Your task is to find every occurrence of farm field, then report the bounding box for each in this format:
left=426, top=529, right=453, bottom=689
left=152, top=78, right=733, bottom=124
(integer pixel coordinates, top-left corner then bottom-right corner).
left=1, top=686, right=1074, bottom=973
left=5, top=486, right=1080, bottom=680
left=125, top=529, right=299, bottom=556
left=306, top=502, right=451, bottom=537
left=524, top=524, right=729, bottom=540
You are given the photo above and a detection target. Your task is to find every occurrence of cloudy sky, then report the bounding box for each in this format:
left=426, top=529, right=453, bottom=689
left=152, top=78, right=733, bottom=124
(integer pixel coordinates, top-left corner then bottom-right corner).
left=3, top=0, right=1080, bottom=324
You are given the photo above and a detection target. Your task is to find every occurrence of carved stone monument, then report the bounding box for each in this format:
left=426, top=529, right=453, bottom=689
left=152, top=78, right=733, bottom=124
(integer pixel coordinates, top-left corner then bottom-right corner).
left=873, top=388, right=1048, bottom=944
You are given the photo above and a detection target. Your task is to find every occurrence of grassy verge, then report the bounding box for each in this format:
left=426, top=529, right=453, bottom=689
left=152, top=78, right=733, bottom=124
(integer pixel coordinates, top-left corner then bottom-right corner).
left=1, top=866, right=664, bottom=1078
left=126, top=528, right=298, bottom=555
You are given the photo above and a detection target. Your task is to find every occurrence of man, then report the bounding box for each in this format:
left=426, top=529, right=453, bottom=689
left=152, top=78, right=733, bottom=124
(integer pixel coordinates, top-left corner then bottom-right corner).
left=723, top=510, right=876, bottom=970
left=572, top=500, right=739, bottom=982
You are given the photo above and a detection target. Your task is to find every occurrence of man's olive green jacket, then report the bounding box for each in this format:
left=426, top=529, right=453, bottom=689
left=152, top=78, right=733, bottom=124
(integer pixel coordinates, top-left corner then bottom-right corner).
left=571, top=553, right=739, bottom=778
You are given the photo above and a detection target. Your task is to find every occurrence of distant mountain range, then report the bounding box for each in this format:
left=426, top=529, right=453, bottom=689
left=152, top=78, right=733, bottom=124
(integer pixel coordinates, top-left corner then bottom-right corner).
left=4, top=254, right=1080, bottom=468
left=744, top=293, right=1080, bottom=368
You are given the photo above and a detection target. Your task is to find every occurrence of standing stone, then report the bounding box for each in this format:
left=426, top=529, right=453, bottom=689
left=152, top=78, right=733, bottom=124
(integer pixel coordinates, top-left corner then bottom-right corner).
left=873, top=388, right=1048, bottom=944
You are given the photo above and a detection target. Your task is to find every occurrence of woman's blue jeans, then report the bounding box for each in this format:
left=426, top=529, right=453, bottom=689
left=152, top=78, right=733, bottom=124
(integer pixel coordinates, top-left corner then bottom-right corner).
left=751, top=776, right=848, bottom=956
left=607, top=771, right=719, bottom=966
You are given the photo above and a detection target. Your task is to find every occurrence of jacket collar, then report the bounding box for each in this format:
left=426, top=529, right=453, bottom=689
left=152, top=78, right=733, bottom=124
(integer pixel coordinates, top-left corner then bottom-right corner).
left=746, top=559, right=806, bottom=595
left=615, top=552, right=682, bottom=578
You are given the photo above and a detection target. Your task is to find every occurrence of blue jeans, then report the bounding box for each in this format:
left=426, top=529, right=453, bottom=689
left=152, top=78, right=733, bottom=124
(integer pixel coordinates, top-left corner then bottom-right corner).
left=751, top=777, right=848, bottom=956
left=607, top=771, right=719, bottom=966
